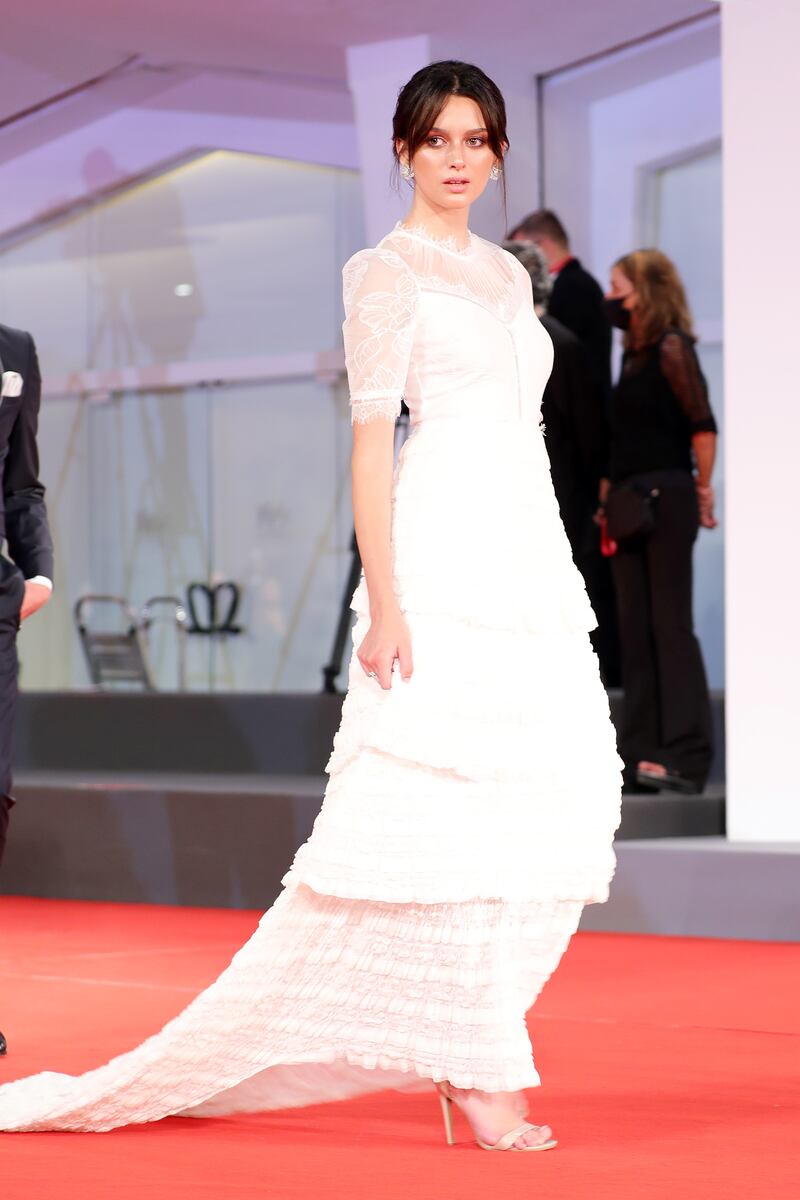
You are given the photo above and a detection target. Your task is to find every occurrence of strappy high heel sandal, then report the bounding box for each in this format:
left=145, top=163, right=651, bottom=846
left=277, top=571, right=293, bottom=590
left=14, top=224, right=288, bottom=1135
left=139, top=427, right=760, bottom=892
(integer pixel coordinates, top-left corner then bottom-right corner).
left=436, top=1082, right=558, bottom=1152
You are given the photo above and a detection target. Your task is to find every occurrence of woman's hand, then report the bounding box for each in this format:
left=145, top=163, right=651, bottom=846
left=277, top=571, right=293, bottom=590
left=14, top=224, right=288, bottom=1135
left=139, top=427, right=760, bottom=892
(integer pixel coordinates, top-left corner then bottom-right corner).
left=357, top=604, right=413, bottom=690
left=696, top=482, right=718, bottom=529
left=692, top=435, right=717, bottom=529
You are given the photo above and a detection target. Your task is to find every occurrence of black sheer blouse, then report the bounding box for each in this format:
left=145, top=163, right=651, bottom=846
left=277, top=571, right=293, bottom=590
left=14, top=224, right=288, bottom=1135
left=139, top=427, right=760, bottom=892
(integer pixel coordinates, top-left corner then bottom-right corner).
left=609, top=329, right=717, bottom=482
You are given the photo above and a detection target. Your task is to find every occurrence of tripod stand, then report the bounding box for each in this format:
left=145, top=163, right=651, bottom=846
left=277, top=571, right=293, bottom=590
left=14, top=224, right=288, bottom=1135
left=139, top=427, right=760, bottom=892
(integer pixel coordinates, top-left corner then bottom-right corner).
left=321, top=408, right=410, bottom=694
left=321, top=529, right=362, bottom=694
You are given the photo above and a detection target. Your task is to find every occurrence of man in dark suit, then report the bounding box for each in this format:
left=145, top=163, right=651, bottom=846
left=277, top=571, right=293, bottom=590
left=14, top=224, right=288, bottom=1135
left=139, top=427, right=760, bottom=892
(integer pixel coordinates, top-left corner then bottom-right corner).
left=0, top=323, right=54, bottom=1055
left=505, top=242, right=621, bottom=687
left=509, top=209, right=612, bottom=393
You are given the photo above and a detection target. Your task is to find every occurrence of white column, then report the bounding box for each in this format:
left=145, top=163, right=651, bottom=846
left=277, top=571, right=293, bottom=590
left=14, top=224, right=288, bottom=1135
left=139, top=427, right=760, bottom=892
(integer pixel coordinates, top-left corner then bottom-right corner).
left=346, top=40, right=538, bottom=246
left=346, top=37, right=431, bottom=248
left=723, top=0, right=800, bottom=840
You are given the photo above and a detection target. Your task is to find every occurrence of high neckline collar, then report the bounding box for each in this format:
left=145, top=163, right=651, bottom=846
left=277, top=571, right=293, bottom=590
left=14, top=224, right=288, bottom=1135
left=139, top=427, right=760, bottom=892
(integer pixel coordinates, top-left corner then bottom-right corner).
left=393, top=221, right=476, bottom=256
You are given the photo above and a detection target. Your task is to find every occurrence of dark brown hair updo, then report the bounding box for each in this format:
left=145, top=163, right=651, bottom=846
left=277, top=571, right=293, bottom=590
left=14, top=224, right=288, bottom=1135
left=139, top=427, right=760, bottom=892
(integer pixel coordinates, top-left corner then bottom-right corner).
left=392, top=60, right=509, bottom=201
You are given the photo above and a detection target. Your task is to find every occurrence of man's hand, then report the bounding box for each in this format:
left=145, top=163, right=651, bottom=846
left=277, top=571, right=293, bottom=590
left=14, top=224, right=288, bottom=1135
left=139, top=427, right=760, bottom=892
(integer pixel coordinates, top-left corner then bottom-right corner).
left=20, top=581, right=52, bottom=622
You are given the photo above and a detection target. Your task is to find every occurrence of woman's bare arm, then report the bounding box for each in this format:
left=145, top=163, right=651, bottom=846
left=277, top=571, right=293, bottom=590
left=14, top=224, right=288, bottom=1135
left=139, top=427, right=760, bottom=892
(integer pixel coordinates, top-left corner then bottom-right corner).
left=351, top=421, right=413, bottom=689
left=692, top=431, right=717, bottom=528
left=692, top=431, right=716, bottom=488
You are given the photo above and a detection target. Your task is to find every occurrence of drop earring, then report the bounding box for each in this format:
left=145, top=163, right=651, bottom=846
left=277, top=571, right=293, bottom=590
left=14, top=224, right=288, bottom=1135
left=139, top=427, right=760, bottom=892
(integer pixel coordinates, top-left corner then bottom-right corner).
left=490, top=163, right=502, bottom=181
left=400, top=162, right=415, bottom=181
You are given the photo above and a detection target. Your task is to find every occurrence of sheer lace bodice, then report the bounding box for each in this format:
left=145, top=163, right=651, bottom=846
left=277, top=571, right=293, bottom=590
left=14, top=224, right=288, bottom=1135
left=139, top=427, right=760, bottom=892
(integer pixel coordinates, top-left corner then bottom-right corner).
left=343, top=224, right=553, bottom=426
left=340, top=222, right=592, bottom=635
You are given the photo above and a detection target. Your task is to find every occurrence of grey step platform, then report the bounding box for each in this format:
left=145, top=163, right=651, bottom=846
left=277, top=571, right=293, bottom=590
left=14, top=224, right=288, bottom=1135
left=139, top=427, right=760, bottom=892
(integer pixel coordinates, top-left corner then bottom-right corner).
left=6, top=776, right=787, bottom=940
left=15, top=689, right=726, bottom=782
left=4, top=771, right=325, bottom=909
left=2, top=768, right=723, bottom=909
left=4, top=688, right=727, bottom=909
left=15, top=693, right=345, bottom=776
left=616, top=783, right=724, bottom=839
left=580, top=838, right=800, bottom=941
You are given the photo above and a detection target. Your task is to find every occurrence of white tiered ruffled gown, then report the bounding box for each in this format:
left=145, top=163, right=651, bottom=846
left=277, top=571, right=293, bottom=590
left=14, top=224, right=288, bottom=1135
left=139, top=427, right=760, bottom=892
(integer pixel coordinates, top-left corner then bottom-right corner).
left=0, top=225, right=621, bottom=1132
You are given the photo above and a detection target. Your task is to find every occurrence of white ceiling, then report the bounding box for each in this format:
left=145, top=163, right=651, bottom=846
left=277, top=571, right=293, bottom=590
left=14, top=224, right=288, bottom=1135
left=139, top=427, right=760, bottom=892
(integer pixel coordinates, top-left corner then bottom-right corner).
left=1, top=0, right=718, bottom=124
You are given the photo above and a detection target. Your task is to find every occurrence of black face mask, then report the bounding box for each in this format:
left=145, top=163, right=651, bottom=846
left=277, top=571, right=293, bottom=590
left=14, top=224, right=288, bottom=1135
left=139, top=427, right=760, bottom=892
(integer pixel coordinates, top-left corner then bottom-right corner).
left=604, top=296, right=632, bottom=331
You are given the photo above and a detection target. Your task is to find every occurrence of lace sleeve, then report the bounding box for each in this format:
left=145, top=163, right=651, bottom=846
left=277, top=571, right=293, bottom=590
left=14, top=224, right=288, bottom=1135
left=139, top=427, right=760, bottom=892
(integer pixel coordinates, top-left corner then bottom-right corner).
left=342, top=248, right=419, bottom=424
left=659, top=332, right=718, bottom=433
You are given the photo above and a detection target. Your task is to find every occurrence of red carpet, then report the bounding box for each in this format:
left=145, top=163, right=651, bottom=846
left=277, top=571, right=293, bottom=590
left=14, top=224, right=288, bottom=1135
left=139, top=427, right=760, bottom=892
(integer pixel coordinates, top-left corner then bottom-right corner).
left=1, top=896, right=797, bottom=1199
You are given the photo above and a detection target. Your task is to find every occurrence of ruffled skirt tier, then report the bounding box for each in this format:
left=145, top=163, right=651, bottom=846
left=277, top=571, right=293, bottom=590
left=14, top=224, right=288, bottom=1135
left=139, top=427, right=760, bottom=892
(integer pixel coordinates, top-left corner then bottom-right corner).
left=308, top=418, right=623, bottom=907
left=289, top=621, right=619, bottom=904
left=352, top=417, right=599, bottom=635
left=0, top=885, right=583, bottom=1131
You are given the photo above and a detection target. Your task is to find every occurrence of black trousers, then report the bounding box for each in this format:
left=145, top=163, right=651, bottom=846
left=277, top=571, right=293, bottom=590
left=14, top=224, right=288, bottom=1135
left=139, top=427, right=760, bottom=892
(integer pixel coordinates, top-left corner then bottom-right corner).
left=0, top=630, right=18, bottom=870
left=580, top=542, right=622, bottom=688
left=562, top=507, right=622, bottom=688
left=0, top=560, right=24, bottom=870
left=610, top=470, right=713, bottom=789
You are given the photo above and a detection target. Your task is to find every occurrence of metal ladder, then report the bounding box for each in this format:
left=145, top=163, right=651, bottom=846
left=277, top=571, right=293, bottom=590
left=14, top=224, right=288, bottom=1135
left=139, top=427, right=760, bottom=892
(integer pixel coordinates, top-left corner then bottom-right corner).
left=74, top=594, right=188, bottom=690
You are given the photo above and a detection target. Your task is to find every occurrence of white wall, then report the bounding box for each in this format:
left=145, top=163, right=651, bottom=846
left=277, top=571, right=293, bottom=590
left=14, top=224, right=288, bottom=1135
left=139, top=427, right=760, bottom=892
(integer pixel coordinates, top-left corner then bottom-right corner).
left=542, top=18, right=721, bottom=266
left=588, top=57, right=721, bottom=284
left=723, top=0, right=800, bottom=842
left=345, top=37, right=431, bottom=248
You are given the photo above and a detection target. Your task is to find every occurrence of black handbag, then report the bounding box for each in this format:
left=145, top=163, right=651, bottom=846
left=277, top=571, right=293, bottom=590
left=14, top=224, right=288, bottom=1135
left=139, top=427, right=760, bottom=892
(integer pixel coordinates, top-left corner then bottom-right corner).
left=605, top=481, right=660, bottom=542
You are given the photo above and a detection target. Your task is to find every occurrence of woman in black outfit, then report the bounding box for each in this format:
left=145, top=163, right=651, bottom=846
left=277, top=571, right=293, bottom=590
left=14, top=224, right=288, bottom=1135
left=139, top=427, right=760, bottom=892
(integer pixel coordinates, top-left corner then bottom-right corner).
left=601, top=249, right=717, bottom=794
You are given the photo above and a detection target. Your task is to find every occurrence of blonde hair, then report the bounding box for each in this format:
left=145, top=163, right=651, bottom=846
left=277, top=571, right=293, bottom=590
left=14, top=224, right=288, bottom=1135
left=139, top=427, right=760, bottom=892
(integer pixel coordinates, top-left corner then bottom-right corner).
left=615, top=249, right=695, bottom=350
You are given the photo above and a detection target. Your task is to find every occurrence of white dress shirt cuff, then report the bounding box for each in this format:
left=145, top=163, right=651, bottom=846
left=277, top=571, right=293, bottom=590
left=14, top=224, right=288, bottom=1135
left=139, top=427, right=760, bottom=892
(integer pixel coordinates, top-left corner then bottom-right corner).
left=26, top=575, right=53, bottom=591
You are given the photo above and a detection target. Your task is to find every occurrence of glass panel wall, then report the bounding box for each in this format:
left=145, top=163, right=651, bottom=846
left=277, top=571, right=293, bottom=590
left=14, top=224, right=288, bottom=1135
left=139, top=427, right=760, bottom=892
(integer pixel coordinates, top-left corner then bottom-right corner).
left=0, top=151, right=362, bottom=370
left=15, top=397, right=92, bottom=690
left=208, top=378, right=353, bottom=692
left=87, top=388, right=213, bottom=691
left=7, top=151, right=364, bottom=690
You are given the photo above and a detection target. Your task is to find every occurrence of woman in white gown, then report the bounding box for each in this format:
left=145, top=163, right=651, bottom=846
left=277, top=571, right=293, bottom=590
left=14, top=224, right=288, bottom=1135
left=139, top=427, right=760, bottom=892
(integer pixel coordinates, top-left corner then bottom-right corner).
left=0, top=61, right=621, bottom=1149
